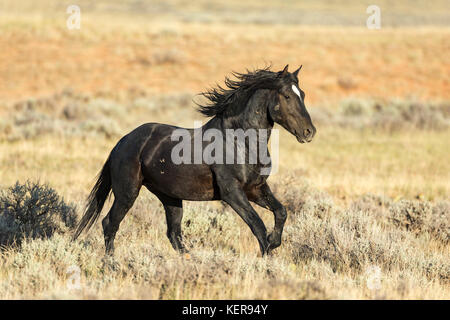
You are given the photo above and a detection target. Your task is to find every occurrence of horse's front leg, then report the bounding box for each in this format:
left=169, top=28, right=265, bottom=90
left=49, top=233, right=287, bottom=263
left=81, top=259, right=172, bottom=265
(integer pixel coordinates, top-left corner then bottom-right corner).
left=217, top=178, right=270, bottom=256
left=249, top=183, right=287, bottom=253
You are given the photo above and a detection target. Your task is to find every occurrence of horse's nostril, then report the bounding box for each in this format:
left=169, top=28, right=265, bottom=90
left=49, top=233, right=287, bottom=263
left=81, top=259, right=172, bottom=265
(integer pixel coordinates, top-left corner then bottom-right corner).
left=303, top=128, right=311, bottom=138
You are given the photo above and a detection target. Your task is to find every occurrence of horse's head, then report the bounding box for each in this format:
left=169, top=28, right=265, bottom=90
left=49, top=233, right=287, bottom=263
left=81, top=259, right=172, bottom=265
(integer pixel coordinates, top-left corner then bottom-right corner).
left=268, top=65, right=316, bottom=143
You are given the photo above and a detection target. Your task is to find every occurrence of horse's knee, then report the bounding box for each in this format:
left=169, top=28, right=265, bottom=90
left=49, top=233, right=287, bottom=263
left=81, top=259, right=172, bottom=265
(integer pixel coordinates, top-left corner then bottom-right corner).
left=275, top=206, right=287, bottom=223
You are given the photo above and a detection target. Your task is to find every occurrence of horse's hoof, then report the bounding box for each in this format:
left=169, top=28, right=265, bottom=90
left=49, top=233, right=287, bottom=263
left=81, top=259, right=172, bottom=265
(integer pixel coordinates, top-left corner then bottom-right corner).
left=267, top=232, right=281, bottom=249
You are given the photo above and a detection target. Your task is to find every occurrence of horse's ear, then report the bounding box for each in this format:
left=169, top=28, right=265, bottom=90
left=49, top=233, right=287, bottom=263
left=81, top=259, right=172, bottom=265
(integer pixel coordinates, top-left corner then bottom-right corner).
left=293, top=65, right=302, bottom=78
left=281, top=64, right=289, bottom=76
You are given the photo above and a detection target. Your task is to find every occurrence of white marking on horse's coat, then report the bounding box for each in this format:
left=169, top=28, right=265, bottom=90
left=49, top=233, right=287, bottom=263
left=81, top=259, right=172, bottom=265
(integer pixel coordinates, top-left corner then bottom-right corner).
left=292, top=85, right=301, bottom=97
left=291, top=85, right=303, bottom=103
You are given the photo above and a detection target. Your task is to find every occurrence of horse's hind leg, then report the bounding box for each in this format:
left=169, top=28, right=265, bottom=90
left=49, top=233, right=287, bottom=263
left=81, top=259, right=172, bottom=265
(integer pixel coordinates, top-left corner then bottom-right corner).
left=158, top=195, right=186, bottom=253
left=102, top=161, right=142, bottom=255
left=102, top=197, right=137, bottom=255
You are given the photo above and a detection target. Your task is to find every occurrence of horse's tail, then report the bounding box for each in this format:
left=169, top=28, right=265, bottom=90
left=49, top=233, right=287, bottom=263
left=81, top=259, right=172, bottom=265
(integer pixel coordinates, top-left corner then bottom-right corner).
left=72, top=156, right=112, bottom=240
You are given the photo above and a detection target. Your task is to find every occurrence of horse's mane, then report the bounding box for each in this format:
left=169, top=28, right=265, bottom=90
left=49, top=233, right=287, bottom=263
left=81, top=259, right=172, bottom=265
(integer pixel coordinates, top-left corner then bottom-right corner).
left=197, top=67, right=282, bottom=117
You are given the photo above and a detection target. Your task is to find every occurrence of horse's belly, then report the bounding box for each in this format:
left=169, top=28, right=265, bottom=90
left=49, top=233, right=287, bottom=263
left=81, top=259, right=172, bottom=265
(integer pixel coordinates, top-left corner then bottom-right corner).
left=142, top=161, right=216, bottom=201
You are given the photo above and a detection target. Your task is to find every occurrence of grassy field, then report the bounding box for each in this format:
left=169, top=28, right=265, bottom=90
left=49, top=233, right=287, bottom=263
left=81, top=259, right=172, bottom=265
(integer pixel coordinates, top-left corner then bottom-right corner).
left=0, top=1, right=449, bottom=299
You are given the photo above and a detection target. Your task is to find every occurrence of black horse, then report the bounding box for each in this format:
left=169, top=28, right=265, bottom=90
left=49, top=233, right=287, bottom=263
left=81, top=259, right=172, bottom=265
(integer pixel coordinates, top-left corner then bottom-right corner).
left=73, top=65, right=316, bottom=256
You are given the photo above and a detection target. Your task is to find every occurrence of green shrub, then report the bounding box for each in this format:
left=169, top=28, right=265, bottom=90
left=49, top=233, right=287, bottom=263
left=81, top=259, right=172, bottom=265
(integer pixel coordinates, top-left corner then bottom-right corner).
left=0, top=181, right=77, bottom=246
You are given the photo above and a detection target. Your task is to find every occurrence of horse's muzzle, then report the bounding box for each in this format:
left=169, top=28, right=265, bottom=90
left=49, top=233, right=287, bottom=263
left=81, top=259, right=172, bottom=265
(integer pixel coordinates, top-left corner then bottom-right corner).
left=295, top=126, right=316, bottom=143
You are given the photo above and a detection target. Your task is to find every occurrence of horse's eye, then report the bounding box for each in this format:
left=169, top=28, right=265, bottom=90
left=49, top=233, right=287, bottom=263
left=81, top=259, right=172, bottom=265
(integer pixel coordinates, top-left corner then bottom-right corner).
left=284, top=95, right=290, bottom=100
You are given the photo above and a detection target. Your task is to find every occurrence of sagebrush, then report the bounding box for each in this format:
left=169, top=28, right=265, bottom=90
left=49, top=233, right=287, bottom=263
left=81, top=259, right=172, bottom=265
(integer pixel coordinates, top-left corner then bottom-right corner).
left=0, top=181, right=77, bottom=246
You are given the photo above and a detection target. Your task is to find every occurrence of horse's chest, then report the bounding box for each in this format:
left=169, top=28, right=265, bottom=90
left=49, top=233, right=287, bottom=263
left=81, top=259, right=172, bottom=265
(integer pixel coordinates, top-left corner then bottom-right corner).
left=241, top=167, right=268, bottom=189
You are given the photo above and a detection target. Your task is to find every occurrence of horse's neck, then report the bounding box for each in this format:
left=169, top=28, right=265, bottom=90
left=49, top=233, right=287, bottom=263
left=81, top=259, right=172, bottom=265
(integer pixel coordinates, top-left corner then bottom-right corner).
left=218, top=89, right=275, bottom=137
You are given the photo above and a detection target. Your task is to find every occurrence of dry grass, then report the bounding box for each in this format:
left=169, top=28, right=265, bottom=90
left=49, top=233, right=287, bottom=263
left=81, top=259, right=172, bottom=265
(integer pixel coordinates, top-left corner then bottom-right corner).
left=0, top=1, right=449, bottom=300
left=0, top=181, right=448, bottom=299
